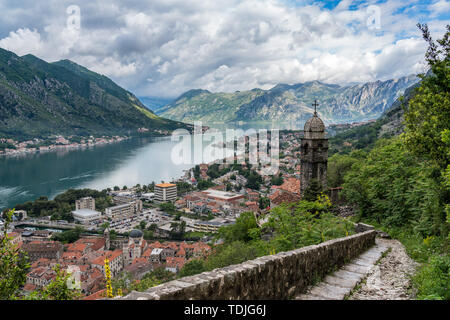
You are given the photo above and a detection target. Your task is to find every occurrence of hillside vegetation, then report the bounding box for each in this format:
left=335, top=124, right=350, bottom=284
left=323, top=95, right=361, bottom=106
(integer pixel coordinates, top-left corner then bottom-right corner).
left=328, top=24, right=449, bottom=300
left=0, top=48, right=188, bottom=140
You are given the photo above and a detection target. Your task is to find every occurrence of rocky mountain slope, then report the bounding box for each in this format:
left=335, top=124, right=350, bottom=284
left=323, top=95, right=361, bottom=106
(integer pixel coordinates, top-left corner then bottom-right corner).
left=158, top=76, right=419, bottom=124
left=328, top=79, right=421, bottom=155
left=0, top=48, right=188, bottom=139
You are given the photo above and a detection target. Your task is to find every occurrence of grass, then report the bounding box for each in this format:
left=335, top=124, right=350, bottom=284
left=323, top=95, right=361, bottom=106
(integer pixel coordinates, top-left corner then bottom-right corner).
left=375, top=247, right=392, bottom=265
left=133, top=104, right=162, bottom=121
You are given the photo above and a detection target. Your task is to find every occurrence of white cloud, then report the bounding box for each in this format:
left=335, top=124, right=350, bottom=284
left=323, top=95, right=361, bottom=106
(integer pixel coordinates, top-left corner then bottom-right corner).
left=429, top=0, right=450, bottom=17
left=0, top=28, right=43, bottom=56
left=0, top=0, right=447, bottom=97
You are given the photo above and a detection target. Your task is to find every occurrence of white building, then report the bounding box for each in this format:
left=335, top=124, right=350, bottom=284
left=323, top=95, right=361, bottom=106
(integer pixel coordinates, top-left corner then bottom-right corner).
left=141, top=193, right=155, bottom=201
left=154, top=183, right=177, bottom=203
left=105, top=200, right=142, bottom=219
left=150, top=248, right=163, bottom=263
left=71, top=209, right=102, bottom=224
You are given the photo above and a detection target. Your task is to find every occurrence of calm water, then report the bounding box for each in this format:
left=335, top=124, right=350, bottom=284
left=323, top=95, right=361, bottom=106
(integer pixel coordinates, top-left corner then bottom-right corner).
left=0, top=121, right=304, bottom=210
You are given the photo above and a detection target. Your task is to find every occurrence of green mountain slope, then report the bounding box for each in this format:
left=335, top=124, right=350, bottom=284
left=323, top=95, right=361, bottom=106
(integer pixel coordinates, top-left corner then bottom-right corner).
left=0, top=48, right=189, bottom=139
left=157, top=88, right=265, bottom=123
left=158, top=77, right=419, bottom=124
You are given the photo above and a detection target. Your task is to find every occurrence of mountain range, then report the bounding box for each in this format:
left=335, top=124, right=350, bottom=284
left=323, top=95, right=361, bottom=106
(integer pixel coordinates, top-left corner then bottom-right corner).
left=328, top=78, right=422, bottom=155
left=157, top=76, right=420, bottom=124
left=0, top=48, right=189, bottom=140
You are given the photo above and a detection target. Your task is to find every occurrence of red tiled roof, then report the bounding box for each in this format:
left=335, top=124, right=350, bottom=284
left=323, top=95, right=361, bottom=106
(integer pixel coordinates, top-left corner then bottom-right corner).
left=279, top=177, right=301, bottom=194
left=165, top=257, right=186, bottom=269
left=66, top=242, right=88, bottom=253
left=269, top=190, right=301, bottom=206
left=91, top=249, right=122, bottom=266
left=83, top=289, right=107, bottom=300
left=23, top=283, right=36, bottom=292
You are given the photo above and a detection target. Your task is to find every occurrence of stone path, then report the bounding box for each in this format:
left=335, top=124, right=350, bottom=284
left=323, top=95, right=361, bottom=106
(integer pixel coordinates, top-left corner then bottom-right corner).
left=295, top=240, right=389, bottom=300
left=348, top=238, right=418, bottom=300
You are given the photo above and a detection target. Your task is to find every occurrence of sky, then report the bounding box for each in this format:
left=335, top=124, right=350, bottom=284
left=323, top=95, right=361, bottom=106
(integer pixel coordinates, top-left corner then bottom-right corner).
left=0, top=0, right=448, bottom=98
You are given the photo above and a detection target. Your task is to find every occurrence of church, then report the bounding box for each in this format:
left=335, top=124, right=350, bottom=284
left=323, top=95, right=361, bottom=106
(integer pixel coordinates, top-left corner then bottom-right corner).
left=300, top=100, right=328, bottom=198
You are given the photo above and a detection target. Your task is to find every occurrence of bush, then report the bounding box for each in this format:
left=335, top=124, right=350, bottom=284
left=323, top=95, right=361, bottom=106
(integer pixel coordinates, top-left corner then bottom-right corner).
left=413, top=254, right=449, bottom=300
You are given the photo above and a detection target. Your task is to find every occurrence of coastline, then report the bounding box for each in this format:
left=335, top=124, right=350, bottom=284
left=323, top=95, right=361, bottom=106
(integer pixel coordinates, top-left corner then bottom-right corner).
left=0, top=136, right=131, bottom=158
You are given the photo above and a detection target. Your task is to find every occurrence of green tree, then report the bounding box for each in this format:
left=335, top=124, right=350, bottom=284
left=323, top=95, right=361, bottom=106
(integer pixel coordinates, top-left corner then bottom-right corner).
left=271, top=174, right=284, bottom=186
left=178, top=259, right=206, bottom=277
left=264, top=195, right=350, bottom=252
left=204, top=241, right=260, bottom=270
left=259, top=197, right=270, bottom=210
left=0, top=209, right=30, bottom=300
left=403, top=24, right=449, bottom=167
left=217, top=211, right=259, bottom=243
left=343, top=138, right=444, bottom=233
left=246, top=171, right=262, bottom=190
left=51, top=227, right=85, bottom=244
left=302, top=178, right=323, bottom=202
left=159, top=202, right=176, bottom=213
left=327, top=153, right=360, bottom=188
left=197, top=179, right=214, bottom=190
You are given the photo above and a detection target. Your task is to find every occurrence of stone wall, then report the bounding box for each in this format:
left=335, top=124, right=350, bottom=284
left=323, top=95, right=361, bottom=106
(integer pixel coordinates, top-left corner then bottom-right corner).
left=119, top=230, right=376, bottom=300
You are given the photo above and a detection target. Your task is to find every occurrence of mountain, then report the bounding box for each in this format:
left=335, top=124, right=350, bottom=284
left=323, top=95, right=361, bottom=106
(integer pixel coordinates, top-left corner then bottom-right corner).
left=328, top=79, right=422, bottom=155
left=157, top=76, right=419, bottom=124
left=138, top=96, right=174, bottom=112
left=0, top=48, right=189, bottom=139
left=157, top=88, right=265, bottom=123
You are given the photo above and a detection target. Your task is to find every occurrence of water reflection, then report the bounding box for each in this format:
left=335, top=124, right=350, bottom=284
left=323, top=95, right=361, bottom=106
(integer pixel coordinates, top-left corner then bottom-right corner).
left=0, top=121, right=304, bottom=210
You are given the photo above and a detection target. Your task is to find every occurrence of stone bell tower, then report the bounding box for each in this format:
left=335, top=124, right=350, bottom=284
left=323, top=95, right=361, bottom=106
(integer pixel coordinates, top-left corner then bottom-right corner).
left=300, top=100, right=328, bottom=198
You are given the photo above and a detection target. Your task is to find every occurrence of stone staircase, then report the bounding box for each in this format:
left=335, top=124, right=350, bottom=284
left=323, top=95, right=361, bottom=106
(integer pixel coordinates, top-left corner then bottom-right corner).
left=295, top=240, right=389, bottom=300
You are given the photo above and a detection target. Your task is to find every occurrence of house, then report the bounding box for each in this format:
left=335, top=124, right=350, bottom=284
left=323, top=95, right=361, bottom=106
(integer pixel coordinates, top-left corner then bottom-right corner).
left=149, top=248, right=163, bottom=263
left=21, top=241, right=64, bottom=262
left=123, top=258, right=153, bottom=280
left=165, top=257, right=186, bottom=273
left=269, top=190, right=301, bottom=208
left=90, top=249, right=124, bottom=277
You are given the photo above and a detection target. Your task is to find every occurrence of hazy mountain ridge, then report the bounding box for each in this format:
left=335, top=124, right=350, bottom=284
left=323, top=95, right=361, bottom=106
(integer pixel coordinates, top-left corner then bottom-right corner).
left=0, top=48, right=188, bottom=139
left=328, top=79, right=422, bottom=155
left=158, top=76, right=419, bottom=123
left=139, top=96, right=174, bottom=112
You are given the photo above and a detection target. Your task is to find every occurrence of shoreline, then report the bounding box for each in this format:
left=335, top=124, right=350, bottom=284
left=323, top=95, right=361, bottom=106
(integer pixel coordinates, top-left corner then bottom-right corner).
left=0, top=136, right=131, bottom=158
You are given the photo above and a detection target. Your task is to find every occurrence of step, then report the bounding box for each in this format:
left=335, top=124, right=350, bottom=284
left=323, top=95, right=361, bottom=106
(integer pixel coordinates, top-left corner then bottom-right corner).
left=308, top=282, right=350, bottom=300
left=342, top=263, right=372, bottom=275
left=295, top=243, right=390, bottom=300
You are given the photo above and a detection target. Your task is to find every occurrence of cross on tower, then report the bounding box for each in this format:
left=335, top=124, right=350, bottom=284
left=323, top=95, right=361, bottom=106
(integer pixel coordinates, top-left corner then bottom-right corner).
left=312, top=100, right=319, bottom=116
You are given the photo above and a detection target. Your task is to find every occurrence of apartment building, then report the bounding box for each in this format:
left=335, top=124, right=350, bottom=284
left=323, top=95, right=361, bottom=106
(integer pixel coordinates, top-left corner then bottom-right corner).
left=105, top=200, right=142, bottom=219
left=75, top=197, right=96, bottom=211
left=154, top=183, right=177, bottom=203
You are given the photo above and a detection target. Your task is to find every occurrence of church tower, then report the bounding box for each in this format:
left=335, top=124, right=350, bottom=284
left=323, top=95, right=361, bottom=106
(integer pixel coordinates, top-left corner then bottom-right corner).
left=300, top=100, right=328, bottom=198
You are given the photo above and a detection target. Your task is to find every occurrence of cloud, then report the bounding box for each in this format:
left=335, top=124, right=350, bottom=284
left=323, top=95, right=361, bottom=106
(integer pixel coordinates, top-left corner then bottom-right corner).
left=0, top=0, right=448, bottom=98
left=0, top=28, right=43, bottom=56
left=429, top=0, right=450, bottom=17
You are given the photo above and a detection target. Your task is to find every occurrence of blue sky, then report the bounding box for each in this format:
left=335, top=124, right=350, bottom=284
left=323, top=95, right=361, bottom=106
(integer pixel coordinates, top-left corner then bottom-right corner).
left=0, top=0, right=448, bottom=97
